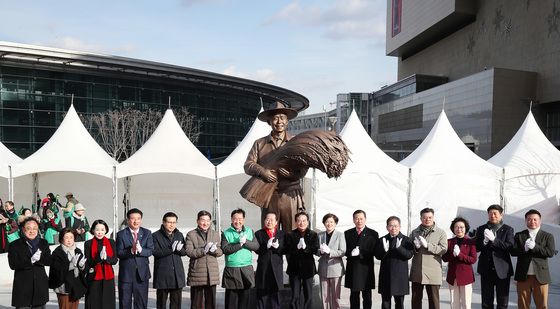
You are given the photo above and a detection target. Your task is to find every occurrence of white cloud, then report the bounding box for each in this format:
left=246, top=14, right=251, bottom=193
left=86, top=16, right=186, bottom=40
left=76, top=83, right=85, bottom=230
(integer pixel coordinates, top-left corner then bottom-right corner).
left=265, top=0, right=386, bottom=42
left=222, top=66, right=278, bottom=83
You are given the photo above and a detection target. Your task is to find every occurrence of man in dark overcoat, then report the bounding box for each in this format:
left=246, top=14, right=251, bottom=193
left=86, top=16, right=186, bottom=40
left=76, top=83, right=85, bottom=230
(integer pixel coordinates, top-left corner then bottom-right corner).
left=344, top=209, right=379, bottom=309
left=375, top=216, right=414, bottom=309
left=152, top=212, right=188, bottom=309
left=475, top=204, right=514, bottom=309
left=254, top=211, right=285, bottom=309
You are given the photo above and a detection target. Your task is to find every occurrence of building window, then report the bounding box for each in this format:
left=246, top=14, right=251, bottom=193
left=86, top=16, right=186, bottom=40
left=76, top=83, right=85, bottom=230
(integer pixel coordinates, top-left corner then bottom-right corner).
left=392, top=0, right=402, bottom=37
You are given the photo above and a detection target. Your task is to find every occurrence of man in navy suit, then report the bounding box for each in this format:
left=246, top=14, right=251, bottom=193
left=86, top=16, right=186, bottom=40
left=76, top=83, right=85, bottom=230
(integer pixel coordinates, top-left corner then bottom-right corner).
left=475, top=204, right=514, bottom=309
left=117, top=208, right=154, bottom=309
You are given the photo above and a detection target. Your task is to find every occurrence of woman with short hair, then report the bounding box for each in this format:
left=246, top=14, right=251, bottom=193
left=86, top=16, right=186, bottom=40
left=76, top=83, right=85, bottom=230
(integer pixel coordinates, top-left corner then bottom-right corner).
left=316, top=213, right=346, bottom=309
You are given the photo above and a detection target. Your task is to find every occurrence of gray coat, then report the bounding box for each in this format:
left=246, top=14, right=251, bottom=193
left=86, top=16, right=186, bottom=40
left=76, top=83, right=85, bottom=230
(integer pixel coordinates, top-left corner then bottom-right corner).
left=316, top=230, right=346, bottom=278
left=185, top=228, right=223, bottom=286
left=409, top=224, right=447, bottom=285
left=152, top=227, right=187, bottom=289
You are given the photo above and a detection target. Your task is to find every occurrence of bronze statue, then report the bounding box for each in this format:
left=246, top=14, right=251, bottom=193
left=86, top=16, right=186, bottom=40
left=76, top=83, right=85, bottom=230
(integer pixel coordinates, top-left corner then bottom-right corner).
left=242, top=101, right=350, bottom=231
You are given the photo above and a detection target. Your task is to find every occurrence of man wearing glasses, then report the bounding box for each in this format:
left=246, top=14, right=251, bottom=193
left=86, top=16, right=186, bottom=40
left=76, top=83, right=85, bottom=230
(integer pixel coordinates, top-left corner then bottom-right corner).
left=152, top=212, right=188, bottom=309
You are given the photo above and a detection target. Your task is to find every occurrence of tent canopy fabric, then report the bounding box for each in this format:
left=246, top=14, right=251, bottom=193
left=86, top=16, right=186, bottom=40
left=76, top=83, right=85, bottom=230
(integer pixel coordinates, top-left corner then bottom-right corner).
left=117, top=109, right=214, bottom=179
left=315, top=110, right=409, bottom=233
left=0, top=141, right=21, bottom=178
left=489, top=111, right=560, bottom=179
left=217, top=108, right=270, bottom=178
left=12, top=105, right=117, bottom=178
left=400, top=110, right=501, bottom=234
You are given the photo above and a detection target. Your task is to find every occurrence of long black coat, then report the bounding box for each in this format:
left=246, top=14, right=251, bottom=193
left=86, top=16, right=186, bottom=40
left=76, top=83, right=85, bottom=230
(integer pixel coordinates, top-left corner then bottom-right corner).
left=374, top=233, right=414, bottom=296
left=48, top=245, right=87, bottom=300
left=152, top=226, right=187, bottom=289
left=254, top=228, right=285, bottom=290
left=344, top=226, right=379, bottom=290
left=8, top=237, right=52, bottom=307
left=475, top=223, right=514, bottom=279
left=285, top=228, right=319, bottom=279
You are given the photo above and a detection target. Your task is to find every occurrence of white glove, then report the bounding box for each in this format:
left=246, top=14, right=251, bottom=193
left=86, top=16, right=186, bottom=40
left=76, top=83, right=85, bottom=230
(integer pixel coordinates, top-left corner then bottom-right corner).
left=78, top=255, right=87, bottom=269
left=525, top=238, right=536, bottom=251
left=351, top=246, right=360, bottom=256
left=100, top=245, right=107, bottom=260
left=396, top=238, right=402, bottom=248
left=239, top=235, right=247, bottom=246
left=484, top=229, right=496, bottom=242
left=267, top=237, right=274, bottom=249
left=413, top=237, right=421, bottom=249
left=175, top=241, right=184, bottom=252
left=136, top=240, right=143, bottom=254
left=383, top=238, right=390, bottom=252
left=453, top=244, right=460, bottom=257
left=31, top=249, right=42, bottom=264
left=419, top=236, right=428, bottom=248
left=209, top=243, right=217, bottom=253
left=71, top=253, right=79, bottom=266
left=271, top=238, right=279, bottom=249
left=297, top=237, right=306, bottom=250
left=204, top=242, right=213, bottom=254
left=171, top=240, right=178, bottom=252
left=320, top=243, right=331, bottom=255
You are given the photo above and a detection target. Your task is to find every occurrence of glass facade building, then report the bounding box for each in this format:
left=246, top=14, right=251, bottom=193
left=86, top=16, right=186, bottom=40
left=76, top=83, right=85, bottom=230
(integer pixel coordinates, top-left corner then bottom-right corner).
left=0, top=42, right=308, bottom=159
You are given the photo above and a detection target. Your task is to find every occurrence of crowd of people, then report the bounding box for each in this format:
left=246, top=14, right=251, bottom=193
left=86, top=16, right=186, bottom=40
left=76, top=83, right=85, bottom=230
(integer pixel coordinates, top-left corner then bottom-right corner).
left=0, top=199, right=557, bottom=309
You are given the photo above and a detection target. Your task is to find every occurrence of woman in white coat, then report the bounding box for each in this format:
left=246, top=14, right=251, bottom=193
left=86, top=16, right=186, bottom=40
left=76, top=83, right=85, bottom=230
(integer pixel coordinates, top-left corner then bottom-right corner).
left=316, top=213, right=346, bottom=309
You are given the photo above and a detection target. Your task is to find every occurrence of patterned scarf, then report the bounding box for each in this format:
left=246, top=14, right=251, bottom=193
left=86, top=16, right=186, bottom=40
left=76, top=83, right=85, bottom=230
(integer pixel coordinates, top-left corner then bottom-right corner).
left=91, top=237, right=114, bottom=280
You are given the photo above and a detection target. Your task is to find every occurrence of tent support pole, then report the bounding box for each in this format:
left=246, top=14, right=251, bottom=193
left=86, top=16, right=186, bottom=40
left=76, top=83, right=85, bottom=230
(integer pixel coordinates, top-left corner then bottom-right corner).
left=500, top=168, right=506, bottom=213
left=311, top=168, right=317, bottom=229
left=214, top=166, right=221, bottom=234
left=32, top=173, right=38, bottom=213
left=407, top=168, right=412, bottom=235
left=112, top=166, right=118, bottom=239
left=8, top=165, right=13, bottom=202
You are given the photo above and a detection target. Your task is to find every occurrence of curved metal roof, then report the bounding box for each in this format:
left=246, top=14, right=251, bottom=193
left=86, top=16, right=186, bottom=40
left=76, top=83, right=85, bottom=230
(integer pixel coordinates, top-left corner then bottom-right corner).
left=0, top=41, right=309, bottom=111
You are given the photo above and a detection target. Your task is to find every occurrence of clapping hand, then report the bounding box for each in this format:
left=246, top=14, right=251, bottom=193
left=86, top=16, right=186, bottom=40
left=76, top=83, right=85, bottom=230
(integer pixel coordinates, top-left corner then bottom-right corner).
left=239, top=235, right=247, bottom=246
left=172, top=240, right=179, bottom=252
left=413, top=237, right=422, bottom=249
left=453, top=244, right=460, bottom=257
left=396, top=238, right=402, bottom=248
left=267, top=237, right=274, bottom=249
left=31, top=249, right=42, bottom=264
left=484, top=229, right=495, bottom=242
left=297, top=237, right=306, bottom=250
left=418, top=236, right=428, bottom=248
left=77, top=254, right=87, bottom=269
left=136, top=240, right=143, bottom=254
left=100, top=245, right=107, bottom=260
left=175, top=241, right=184, bottom=252
left=271, top=238, right=279, bottom=249
left=351, top=246, right=360, bottom=256
left=209, top=243, right=217, bottom=253
left=320, top=243, right=331, bottom=255
left=382, top=238, right=390, bottom=252
left=204, top=242, right=213, bottom=254
left=524, top=238, right=536, bottom=251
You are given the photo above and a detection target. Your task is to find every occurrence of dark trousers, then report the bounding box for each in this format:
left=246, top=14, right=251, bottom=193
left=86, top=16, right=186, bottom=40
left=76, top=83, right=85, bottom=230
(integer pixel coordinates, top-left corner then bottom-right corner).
left=481, top=272, right=510, bottom=309
left=290, top=275, right=313, bottom=309
left=381, top=293, right=404, bottom=309
left=225, top=288, right=251, bottom=309
left=350, top=289, right=372, bottom=309
left=257, top=288, right=280, bottom=309
left=119, top=278, right=149, bottom=309
left=156, top=288, right=182, bottom=309
left=191, top=285, right=216, bottom=309
left=411, top=282, right=440, bottom=309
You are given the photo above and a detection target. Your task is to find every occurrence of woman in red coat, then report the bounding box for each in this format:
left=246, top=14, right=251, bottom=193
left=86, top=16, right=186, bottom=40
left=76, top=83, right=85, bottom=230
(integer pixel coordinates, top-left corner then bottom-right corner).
left=442, top=217, right=477, bottom=309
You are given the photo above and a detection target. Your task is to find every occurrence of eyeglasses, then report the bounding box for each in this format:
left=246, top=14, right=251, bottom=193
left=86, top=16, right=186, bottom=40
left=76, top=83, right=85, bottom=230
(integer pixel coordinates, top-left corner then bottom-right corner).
left=387, top=225, right=400, bottom=228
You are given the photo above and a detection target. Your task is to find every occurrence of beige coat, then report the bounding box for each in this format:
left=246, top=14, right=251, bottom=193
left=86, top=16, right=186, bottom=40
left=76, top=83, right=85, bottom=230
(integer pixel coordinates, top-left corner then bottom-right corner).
left=409, top=224, right=447, bottom=285
left=185, top=228, right=223, bottom=286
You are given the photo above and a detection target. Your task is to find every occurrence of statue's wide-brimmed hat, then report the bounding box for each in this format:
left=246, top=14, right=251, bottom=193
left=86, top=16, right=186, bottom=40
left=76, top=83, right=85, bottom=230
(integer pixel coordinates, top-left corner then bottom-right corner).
left=258, top=101, right=298, bottom=122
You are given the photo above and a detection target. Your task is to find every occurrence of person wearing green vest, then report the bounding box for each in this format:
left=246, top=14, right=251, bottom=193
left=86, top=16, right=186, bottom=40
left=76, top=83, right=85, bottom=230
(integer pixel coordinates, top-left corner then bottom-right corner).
left=41, top=208, right=62, bottom=245
left=221, top=208, right=259, bottom=309
left=1, top=200, right=20, bottom=251
left=61, top=192, right=79, bottom=219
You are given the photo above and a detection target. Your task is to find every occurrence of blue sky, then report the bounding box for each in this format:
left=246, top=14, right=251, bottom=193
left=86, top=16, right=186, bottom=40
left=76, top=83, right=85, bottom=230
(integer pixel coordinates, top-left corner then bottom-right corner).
left=0, top=0, right=397, bottom=114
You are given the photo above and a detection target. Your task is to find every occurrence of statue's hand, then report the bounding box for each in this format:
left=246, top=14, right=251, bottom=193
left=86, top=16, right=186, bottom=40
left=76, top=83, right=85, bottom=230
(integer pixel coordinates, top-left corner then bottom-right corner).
left=262, top=169, right=278, bottom=183
left=277, top=167, right=291, bottom=177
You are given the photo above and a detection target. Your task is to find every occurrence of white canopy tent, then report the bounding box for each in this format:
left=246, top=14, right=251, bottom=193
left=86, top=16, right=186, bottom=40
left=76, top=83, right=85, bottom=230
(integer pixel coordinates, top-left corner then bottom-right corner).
left=216, top=109, right=271, bottom=230
left=11, top=104, right=118, bottom=232
left=489, top=111, right=560, bottom=220
left=314, top=110, right=409, bottom=233
left=117, top=109, right=215, bottom=230
left=0, top=140, right=22, bottom=200
left=401, top=111, right=502, bottom=235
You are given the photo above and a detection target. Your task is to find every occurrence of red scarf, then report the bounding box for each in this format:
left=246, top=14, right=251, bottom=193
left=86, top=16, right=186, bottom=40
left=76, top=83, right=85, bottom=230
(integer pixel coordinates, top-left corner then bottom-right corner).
left=266, top=226, right=277, bottom=239
left=91, top=237, right=114, bottom=280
